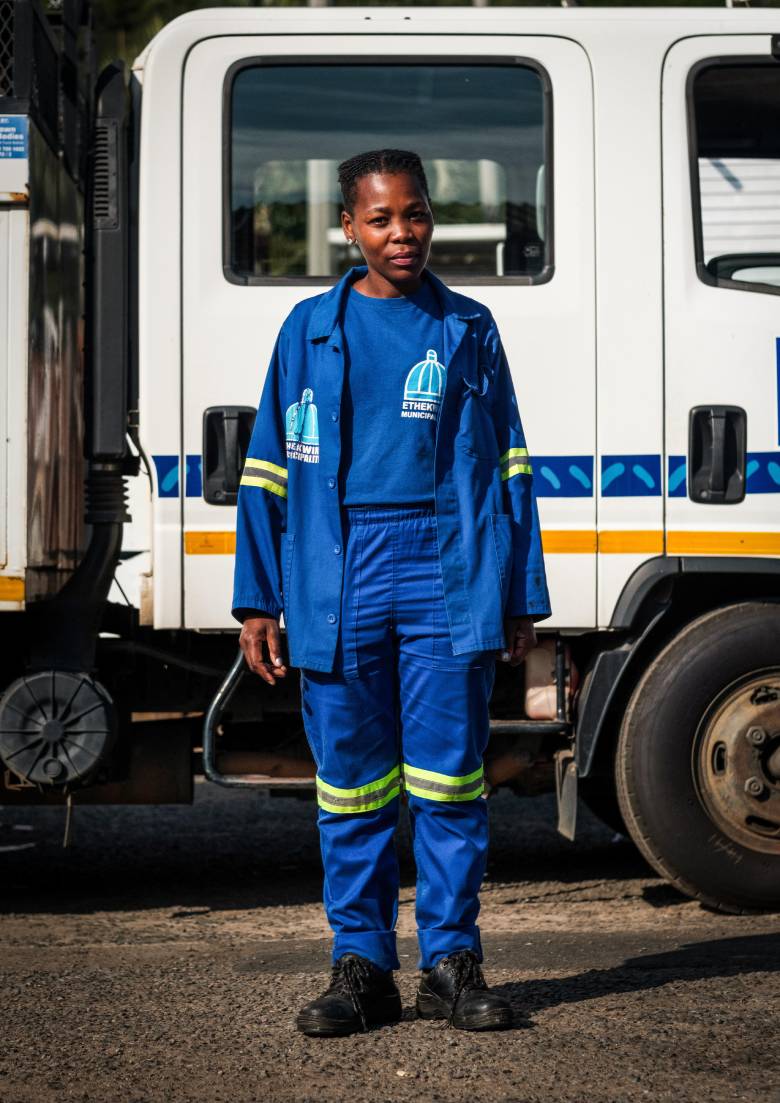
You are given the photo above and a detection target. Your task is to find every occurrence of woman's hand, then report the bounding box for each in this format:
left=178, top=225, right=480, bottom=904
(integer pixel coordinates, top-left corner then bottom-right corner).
left=499, top=616, right=537, bottom=666
left=239, top=615, right=288, bottom=685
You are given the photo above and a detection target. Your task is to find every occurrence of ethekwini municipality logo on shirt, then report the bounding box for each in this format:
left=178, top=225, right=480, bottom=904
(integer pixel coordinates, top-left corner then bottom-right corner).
left=402, top=349, right=446, bottom=421
left=286, top=387, right=320, bottom=463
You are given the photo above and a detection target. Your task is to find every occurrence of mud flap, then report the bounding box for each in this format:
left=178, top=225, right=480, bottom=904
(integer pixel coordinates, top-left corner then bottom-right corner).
left=555, top=749, right=578, bottom=841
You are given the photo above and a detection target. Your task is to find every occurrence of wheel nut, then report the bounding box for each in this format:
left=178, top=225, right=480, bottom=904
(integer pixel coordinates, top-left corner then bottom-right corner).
left=746, top=727, right=767, bottom=746
left=744, top=776, right=765, bottom=797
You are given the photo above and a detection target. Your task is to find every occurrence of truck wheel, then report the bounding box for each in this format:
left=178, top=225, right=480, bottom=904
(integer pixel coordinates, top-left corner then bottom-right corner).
left=616, top=602, right=780, bottom=913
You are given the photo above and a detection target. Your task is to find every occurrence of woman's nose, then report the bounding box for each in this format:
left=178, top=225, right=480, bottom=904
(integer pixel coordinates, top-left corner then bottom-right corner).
left=389, top=220, right=415, bottom=241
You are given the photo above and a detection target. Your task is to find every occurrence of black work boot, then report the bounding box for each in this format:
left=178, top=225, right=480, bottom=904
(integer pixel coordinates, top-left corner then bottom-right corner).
left=416, top=948, right=512, bottom=1031
left=296, top=953, right=402, bottom=1037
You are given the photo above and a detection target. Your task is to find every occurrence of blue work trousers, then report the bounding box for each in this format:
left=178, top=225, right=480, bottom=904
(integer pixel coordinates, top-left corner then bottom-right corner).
left=299, top=503, right=497, bottom=972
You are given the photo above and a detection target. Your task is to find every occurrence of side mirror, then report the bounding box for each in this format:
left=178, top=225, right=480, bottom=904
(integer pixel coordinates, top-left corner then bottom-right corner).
left=202, top=406, right=256, bottom=505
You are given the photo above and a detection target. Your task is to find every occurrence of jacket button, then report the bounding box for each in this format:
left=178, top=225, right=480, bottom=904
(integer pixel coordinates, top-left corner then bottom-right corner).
left=327, top=613, right=337, bottom=624
left=331, top=411, right=339, bottom=421
left=333, top=544, right=341, bottom=555
left=328, top=477, right=336, bottom=488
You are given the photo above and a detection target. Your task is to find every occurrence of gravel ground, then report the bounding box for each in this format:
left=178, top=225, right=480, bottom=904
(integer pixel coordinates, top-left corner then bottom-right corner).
left=1, top=783, right=778, bottom=1103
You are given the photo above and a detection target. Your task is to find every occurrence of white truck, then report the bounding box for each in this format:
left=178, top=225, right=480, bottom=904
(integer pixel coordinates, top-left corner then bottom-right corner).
left=0, top=1, right=778, bottom=912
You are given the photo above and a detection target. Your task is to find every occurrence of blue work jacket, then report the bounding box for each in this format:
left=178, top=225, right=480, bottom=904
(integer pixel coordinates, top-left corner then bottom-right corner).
left=232, top=265, right=551, bottom=672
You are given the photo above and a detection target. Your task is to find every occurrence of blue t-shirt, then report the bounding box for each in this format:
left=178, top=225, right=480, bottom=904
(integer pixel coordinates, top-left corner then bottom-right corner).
left=340, top=276, right=446, bottom=505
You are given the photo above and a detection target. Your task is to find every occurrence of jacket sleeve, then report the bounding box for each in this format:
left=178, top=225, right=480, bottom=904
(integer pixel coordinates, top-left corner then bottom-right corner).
left=484, top=314, right=552, bottom=623
left=231, top=327, right=289, bottom=623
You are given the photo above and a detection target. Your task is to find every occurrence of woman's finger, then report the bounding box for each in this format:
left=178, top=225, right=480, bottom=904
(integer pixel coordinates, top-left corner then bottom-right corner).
left=242, top=629, right=264, bottom=675
left=508, top=618, right=537, bottom=666
left=265, top=620, right=287, bottom=678
left=240, top=621, right=277, bottom=684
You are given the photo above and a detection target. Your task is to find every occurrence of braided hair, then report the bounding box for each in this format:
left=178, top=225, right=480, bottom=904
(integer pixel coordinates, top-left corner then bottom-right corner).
left=337, top=149, right=431, bottom=213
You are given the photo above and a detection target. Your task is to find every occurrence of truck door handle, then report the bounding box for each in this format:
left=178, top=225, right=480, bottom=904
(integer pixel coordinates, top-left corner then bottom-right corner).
left=709, top=411, right=726, bottom=497
left=202, top=406, right=256, bottom=506
left=688, top=405, right=746, bottom=504
left=223, top=411, right=241, bottom=497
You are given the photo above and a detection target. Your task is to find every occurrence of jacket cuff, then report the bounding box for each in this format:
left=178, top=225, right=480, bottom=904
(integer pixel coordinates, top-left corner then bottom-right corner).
left=506, top=609, right=552, bottom=623
left=232, top=589, right=282, bottom=623
left=232, top=607, right=279, bottom=624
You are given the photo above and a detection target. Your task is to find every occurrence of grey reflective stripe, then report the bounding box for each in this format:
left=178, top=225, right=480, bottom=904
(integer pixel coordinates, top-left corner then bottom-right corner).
left=316, top=775, right=402, bottom=810
left=403, top=770, right=484, bottom=798
left=243, top=464, right=287, bottom=490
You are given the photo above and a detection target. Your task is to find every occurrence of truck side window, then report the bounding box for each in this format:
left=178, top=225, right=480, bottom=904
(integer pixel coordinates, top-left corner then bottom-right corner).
left=227, top=62, right=550, bottom=283
left=691, top=61, right=780, bottom=294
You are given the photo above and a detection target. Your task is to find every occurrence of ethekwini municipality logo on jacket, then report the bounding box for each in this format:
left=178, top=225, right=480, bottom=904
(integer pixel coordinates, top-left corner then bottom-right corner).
left=402, top=349, right=446, bottom=421
left=286, top=388, right=319, bottom=462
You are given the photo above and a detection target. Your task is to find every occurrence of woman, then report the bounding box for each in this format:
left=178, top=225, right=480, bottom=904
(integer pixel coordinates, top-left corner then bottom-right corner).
left=232, top=149, right=551, bottom=1036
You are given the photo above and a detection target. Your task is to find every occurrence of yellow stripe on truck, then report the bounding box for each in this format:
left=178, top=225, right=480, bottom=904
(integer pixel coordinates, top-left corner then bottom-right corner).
left=0, top=577, right=25, bottom=601
left=184, top=531, right=236, bottom=555
left=182, top=530, right=780, bottom=557
left=598, top=531, right=665, bottom=554
left=541, top=531, right=598, bottom=554
left=667, top=531, right=780, bottom=556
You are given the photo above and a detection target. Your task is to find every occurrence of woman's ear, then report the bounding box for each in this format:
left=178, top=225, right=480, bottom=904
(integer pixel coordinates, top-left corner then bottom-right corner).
left=341, top=209, right=356, bottom=246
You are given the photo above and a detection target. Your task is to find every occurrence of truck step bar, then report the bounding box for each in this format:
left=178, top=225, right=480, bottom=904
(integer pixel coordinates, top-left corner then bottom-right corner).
left=202, top=639, right=571, bottom=790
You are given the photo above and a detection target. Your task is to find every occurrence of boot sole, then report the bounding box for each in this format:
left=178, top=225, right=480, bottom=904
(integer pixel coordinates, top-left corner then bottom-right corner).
left=296, top=995, right=402, bottom=1037
left=416, top=990, right=513, bottom=1031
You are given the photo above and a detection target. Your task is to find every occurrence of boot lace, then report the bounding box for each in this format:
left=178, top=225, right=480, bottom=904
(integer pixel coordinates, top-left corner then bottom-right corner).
left=444, top=950, right=487, bottom=1025
left=327, top=955, right=373, bottom=1032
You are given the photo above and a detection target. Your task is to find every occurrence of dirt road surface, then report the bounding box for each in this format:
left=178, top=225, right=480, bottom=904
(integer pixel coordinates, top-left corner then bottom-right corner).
left=1, top=784, right=778, bottom=1103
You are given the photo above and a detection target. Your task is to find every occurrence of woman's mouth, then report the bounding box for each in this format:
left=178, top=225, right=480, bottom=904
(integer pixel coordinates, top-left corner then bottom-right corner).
left=389, top=253, right=420, bottom=268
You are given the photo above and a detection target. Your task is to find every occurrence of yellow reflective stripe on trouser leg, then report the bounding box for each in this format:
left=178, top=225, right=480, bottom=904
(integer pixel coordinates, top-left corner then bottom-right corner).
left=402, top=762, right=485, bottom=802
left=240, top=458, right=288, bottom=498
left=499, top=447, right=532, bottom=481
left=316, top=765, right=402, bottom=813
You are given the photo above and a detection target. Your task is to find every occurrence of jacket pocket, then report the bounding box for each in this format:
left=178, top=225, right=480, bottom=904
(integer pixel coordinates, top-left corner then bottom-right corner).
left=457, top=375, right=498, bottom=460
left=281, top=532, right=296, bottom=620
left=489, top=513, right=513, bottom=603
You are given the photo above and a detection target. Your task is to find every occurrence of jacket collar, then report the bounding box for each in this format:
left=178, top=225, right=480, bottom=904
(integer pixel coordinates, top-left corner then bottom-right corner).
left=305, top=264, right=481, bottom=341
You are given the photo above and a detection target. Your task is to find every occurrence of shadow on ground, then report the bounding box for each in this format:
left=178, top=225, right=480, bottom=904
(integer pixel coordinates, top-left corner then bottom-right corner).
left=495, top=931, right=780, bottom=1025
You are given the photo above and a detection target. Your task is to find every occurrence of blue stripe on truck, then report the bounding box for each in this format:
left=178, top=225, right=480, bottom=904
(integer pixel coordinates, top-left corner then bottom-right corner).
left=155, top=451, right=780, bottom=500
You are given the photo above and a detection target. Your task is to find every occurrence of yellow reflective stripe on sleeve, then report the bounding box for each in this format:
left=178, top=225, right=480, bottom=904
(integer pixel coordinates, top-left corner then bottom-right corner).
left=240, top=475, right=288, bottom=498
left=316, top=765, right=402, bottom=814
left=499, top=446, right=529, bottom=465
left=500, top=447, right=532, bottom=481
left=245, top=458, right=287, bottom=478
left=501, top=461, right=533, bottom=480
left=240, top=458, right=288, bottom=498
left=402, top=762, right=484, bottom=802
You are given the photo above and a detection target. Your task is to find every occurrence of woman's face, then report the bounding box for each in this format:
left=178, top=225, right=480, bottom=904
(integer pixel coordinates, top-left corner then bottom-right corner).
left=341, top=171, right=433, bottom=292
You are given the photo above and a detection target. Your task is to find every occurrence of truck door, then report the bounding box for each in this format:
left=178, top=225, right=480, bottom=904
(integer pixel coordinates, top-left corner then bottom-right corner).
left=663, top=37, right=780, bottom=554
left=181, top=35, right=596, bottom=629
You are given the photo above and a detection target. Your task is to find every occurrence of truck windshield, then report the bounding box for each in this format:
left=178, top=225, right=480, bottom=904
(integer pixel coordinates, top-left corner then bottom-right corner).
left=227, top=61, right=549, bottom=282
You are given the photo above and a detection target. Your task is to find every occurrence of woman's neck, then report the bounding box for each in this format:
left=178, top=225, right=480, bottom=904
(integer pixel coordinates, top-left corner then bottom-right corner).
left=352, top=268, right=424, bottom=299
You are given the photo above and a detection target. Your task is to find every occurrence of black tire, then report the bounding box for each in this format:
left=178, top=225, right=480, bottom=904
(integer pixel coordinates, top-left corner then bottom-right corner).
left=615, top=602, right=780, bottom=913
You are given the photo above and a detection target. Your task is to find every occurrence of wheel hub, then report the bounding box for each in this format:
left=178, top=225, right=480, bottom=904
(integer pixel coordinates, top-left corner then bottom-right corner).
left=694, top=673, right=780, bottom=855
left=0, top=671, right=116, bottom=789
